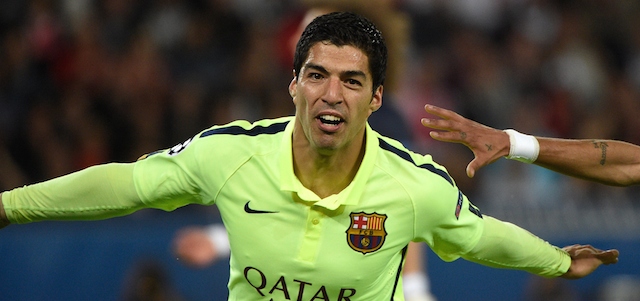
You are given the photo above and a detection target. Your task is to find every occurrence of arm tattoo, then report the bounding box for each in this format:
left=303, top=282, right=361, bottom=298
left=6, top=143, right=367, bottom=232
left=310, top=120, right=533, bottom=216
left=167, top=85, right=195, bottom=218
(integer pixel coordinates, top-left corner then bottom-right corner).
left=485, top=144, right=492, bottom=151
left=460, top=132, right=467, bottom=140
left=592, top=140, right=609, bottom=165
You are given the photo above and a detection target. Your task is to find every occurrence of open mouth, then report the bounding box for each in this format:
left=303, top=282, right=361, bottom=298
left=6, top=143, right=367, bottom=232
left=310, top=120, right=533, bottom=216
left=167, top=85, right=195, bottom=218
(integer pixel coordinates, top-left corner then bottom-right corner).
left=318, top=115, right=343, bottom=125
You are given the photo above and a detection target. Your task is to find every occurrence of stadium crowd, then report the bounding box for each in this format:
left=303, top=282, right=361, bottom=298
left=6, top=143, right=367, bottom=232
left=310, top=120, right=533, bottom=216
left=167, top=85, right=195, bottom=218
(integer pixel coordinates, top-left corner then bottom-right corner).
left=1, top=0, right=640, bottom=231
left=1, top=1, right=640, bottom=300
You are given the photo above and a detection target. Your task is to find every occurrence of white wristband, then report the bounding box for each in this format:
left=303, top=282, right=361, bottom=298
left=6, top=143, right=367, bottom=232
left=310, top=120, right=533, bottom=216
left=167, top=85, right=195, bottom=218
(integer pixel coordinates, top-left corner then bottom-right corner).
left=504, top=129, right=539, bottom=163
left=205, top=224, right=230, bottom=257
left=402, top=272, right=430, bottom=299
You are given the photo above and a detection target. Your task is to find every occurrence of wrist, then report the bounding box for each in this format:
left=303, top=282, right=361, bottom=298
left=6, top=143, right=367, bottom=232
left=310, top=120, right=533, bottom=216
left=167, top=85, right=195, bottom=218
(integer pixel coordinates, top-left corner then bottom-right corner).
left=504, top=129, right=539, bottom=163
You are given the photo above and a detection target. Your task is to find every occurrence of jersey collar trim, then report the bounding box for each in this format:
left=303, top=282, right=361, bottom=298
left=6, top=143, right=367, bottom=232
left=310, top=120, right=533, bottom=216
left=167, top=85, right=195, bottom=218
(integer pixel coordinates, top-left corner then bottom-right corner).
left=278, top=120, right=378, bottom=210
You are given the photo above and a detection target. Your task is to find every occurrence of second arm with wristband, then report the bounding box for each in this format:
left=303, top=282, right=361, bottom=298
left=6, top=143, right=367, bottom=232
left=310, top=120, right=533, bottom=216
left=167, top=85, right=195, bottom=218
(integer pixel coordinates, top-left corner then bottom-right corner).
left=504, top=129, right=540, bottom=163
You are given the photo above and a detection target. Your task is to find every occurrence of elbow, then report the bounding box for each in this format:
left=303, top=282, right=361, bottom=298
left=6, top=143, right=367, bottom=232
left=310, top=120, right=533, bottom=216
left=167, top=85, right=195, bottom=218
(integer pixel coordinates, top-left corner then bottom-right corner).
left=592, top=177, right=632, bottom=187
left=615, top=178, right=638, bottom=187
left=584, top=167, right=640, bottom=187
left=591, top=177, right=630, bottom=187
left=606, top=170, right=640, bottom=187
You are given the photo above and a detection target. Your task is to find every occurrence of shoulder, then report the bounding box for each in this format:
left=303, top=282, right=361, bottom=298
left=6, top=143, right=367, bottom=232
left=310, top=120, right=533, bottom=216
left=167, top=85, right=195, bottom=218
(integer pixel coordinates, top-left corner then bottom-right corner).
left=371, top=134, right=465, bottom=237
left=190, top=117, right=292, bottom=153
left=373, top=133, right=454, bottom=188
left=199, top=117, right=291, bottom=139
left=133, top=117, right=293, bottom=194
left=138, top=117, right=292, bottom=163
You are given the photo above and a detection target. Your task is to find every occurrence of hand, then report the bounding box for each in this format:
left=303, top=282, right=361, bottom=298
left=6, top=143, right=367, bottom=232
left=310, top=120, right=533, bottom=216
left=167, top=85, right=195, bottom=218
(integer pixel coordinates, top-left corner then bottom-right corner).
left=173, top=227, right=219, bottom=268
left=560, top=244, right=619, bottom=279
left=421, top=104, right=510, bottom=177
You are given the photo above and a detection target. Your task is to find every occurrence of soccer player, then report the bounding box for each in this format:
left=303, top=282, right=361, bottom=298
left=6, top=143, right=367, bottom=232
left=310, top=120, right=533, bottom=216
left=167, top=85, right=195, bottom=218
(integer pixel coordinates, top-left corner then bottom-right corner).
left=0, top=12, right=618, bottom=300
left=173, top=4, right=437, bottom=301
left=421, top=104, right=640, bottom=186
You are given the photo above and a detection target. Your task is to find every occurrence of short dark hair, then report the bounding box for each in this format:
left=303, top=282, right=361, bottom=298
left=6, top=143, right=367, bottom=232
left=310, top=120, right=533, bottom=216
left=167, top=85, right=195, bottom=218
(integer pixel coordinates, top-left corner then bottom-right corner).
left=293, top=11, right=388, bottom=93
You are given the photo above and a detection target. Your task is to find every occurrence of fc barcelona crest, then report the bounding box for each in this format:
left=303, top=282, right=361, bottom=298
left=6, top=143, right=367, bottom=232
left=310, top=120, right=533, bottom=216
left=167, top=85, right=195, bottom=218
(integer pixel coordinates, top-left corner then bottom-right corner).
left=346, top=212, right=387, bottom=254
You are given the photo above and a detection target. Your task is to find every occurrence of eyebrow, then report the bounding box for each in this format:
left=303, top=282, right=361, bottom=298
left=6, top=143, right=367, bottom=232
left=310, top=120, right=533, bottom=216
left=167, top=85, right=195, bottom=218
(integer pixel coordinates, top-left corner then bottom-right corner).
left=304, top=63, right=367, bottom=79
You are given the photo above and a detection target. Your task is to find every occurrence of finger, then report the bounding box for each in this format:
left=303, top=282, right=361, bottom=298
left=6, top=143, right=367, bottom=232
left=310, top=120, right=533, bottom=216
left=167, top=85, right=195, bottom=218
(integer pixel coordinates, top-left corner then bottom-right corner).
left=429, top=130, right=466, bottom=143
left=467, top=158, right=484, bottom=178
left=597, top=249, right=619, bottom=265
left=466, top=163, right=475, bottom=178
left=421, top=118, right=455, bottom=131
left=561, top=244, right=581, bottom=252
left=424, top=104, right=461, bottom=121
left=575, top=245, right=606, bottom=259
left=574, top=245, right=597, bottom=255
left=569, top=246, right=619, bottom=264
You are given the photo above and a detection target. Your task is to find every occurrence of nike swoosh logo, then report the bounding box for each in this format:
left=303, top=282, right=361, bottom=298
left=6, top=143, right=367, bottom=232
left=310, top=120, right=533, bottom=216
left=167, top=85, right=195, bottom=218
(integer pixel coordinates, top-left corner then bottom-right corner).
left=244, top=201, right=279, bottom=214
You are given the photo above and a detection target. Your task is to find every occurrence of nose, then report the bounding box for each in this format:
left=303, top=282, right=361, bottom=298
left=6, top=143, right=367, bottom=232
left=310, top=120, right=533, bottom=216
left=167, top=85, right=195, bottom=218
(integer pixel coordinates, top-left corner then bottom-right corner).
left=322, top=77, right=343, bottom=105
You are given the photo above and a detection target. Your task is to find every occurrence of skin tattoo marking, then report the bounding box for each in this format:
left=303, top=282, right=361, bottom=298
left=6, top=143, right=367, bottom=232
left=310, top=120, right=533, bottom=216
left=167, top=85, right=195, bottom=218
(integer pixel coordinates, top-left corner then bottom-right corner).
left=592, top=140, right=609, bottom=165
left=485, top=144, right=493, bottom=151
left=460, top=132, right=467, bottom=140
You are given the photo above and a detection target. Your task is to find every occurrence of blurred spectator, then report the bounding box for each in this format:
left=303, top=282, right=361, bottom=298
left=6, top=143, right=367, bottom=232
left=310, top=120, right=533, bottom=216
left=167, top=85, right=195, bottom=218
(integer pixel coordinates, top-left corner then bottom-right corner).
left=523, top=276, right=579, bottom=301
left=120, top=259, right=185, bottom=301
left=598, top=274, right=640, bottom=301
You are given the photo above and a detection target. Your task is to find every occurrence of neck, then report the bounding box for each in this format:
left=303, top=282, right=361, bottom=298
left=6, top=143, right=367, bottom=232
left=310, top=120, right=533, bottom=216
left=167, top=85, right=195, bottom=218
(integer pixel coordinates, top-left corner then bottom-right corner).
left=292, top=132, right=366, bottom=199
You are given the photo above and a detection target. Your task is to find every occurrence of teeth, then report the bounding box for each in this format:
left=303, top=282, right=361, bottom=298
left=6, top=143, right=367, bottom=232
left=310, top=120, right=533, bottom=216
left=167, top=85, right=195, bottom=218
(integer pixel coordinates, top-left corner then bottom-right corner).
left=319, top=115, right=342, bottom=122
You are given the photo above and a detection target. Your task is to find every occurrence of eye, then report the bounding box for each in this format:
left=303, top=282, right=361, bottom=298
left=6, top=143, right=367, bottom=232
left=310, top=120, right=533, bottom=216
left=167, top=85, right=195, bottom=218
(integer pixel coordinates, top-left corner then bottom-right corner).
left=345, top=79, right=362, bottom=87
left=309, top=73, right=324, bottom=80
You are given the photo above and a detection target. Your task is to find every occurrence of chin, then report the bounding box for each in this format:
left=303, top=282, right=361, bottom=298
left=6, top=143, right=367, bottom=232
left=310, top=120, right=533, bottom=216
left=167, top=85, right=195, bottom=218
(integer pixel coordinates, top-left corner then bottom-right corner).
left=312, top=138, right=341, bottom=153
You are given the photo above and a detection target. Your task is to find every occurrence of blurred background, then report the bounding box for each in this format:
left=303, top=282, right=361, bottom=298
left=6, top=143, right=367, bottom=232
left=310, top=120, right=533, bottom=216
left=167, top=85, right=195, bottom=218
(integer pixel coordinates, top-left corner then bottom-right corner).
left=1, top=0, right=640, bottom=300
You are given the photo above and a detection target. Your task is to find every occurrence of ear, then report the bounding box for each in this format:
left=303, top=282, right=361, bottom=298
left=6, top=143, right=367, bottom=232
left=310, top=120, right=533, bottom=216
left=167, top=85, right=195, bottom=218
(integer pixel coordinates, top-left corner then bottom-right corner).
left=370, top=85, right=383, bottom=113
left=288, top=75, right=297, bottom=100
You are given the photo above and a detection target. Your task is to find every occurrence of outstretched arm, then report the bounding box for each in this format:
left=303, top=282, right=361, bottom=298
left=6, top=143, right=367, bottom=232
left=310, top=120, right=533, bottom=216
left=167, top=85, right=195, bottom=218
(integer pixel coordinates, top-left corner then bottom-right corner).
left=462, top=215, right=618, bottom=279
left=0, top=163, right=147, bottom=226
left=534, top=138, right=640, bottom=186
left=421, top=104, right=640, bottom=186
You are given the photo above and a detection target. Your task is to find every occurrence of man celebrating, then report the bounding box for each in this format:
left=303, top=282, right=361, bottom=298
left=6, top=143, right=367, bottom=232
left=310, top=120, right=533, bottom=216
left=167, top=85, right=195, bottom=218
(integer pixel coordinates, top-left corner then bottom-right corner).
left=0, top=12, right=618, bottom=300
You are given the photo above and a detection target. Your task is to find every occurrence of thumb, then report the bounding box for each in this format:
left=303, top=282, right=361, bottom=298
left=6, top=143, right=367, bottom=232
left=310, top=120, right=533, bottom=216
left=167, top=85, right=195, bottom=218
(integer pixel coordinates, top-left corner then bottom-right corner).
left=597, top=249, right=619, bottom=265
left=466, top=161, right=477, bottom=178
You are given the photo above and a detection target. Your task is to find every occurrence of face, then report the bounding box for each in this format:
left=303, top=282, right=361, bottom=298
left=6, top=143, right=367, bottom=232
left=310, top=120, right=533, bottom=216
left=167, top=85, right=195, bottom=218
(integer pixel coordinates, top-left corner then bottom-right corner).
left=289, top=42, right=382, bottom=154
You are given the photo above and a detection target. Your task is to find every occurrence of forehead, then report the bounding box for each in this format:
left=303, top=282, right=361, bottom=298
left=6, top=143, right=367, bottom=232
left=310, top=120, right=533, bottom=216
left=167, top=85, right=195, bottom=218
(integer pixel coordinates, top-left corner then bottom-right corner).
left=302, top=42, right=371, bottom=77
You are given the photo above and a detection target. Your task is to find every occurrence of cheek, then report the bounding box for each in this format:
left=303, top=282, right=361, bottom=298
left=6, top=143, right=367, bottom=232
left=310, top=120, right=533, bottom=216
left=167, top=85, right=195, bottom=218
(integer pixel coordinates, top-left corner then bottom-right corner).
left=354, top=104, right=373, bottom=122
left=362, top=97, right=377, bottom=115
left=293, top=96, right=311, bottom=118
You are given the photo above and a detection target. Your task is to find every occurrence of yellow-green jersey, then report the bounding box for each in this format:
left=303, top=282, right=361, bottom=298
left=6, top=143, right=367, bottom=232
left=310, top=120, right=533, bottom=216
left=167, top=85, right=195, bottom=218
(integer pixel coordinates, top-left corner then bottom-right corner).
left=2, top=117, right=571, bottom=301
left=132, top=117, right=560, bottom=300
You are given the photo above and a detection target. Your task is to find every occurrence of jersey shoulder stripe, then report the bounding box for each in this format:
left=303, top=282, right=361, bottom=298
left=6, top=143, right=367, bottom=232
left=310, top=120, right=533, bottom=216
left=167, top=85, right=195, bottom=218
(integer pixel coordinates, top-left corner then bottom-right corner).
left=377, top=138, right=453, bottom=186
left=200, top=120, right=289, bottom=138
